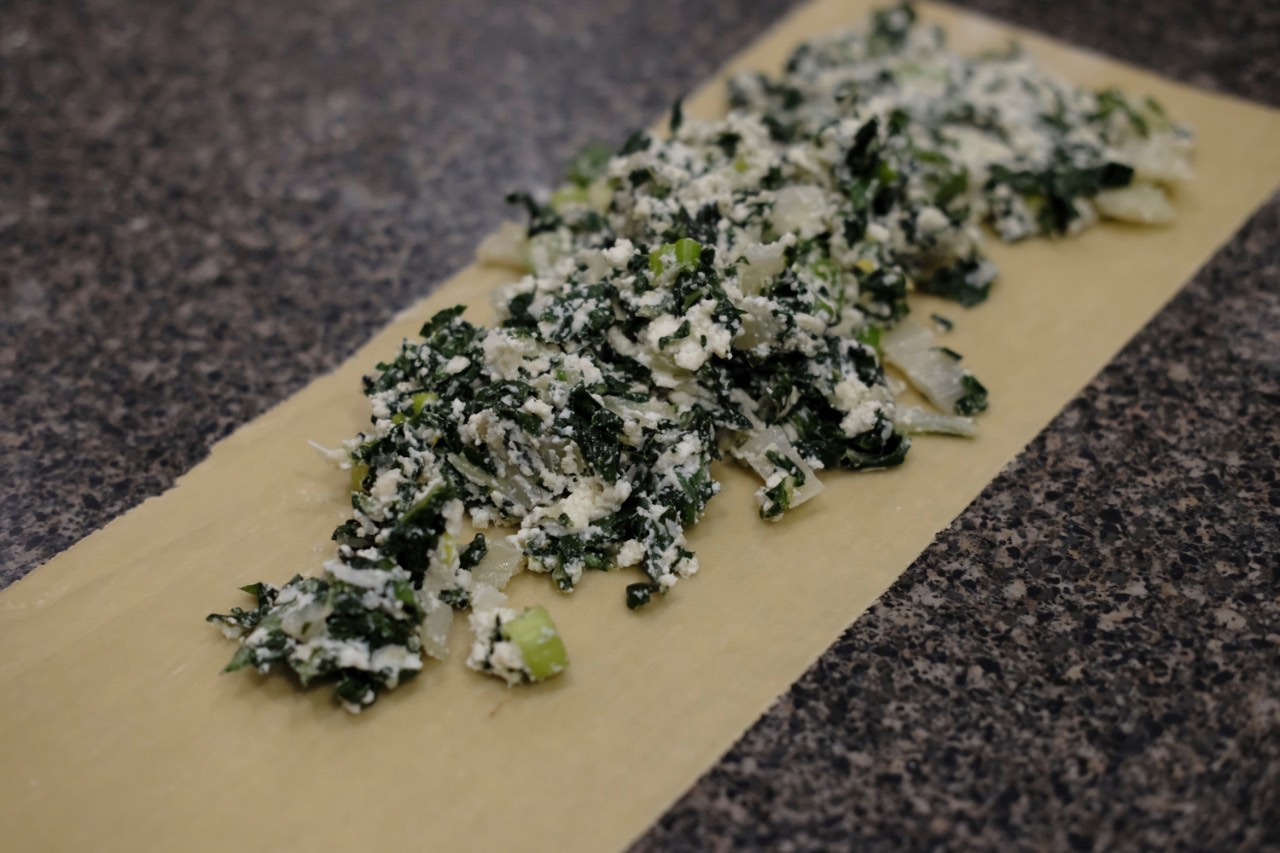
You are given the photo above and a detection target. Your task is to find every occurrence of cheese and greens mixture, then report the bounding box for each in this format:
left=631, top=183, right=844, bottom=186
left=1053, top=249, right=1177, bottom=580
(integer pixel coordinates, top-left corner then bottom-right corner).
left=209, top=4, right=1192, bottom=712
left=467, top=604, right=570, bottom=686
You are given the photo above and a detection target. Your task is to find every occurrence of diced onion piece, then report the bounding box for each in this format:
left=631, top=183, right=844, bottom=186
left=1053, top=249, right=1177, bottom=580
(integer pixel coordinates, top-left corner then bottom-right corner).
left=1118, top=134, right=1195, bottom=185
left=884, top=372, right=908, bottom=397
left=731, top=424, right=825, bottom=509
left=471, top=534, right=524, bottom=591
left=728, top=388, right=764, bottom=429
left=475, top=221, right=528, bottom=270
left=447, top=453, right=540, bottom=514
left=771, top=185, right=828, bottom=238
left=422, top=557, right=463, bottom=610
left=738, top=239, right=790, bottom=295
left=599, top=395, right=677, bottom=431
left=278, top=595, right=333, bottom=642
left=420, top=594, right=453, bottom=660
left=733, top=303, right=786, bottom=351
left=469, top=582, right=507, bottom=612
left=1093, top=183, right=1176, bottom=225
left=881, top=320, right=974, bottom=415
left=893, top=406, right=977, bottom=437
left=524, top=231, right=570, bottom=276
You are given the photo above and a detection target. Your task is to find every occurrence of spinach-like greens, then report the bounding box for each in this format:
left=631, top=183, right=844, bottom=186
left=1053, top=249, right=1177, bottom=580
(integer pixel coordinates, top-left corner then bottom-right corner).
left=211, top=3, right=1191, bottom=711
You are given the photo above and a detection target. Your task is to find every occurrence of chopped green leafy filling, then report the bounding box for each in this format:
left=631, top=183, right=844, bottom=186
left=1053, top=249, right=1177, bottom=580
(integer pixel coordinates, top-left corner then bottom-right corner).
left=210, top=3, right=1191, bottom=711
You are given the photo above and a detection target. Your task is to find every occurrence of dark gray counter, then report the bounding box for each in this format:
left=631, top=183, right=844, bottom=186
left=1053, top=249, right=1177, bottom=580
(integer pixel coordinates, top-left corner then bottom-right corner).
left=2, top=1, right=1277, bottom=848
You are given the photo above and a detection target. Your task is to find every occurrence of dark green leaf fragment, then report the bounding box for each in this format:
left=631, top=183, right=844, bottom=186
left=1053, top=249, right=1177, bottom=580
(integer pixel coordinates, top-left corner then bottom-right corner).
left=503, top=291, right=537, bottom=330
left=916, top=257, right=993, bottom=307
left=335, top=671, right=378, bottom=707
left=207, top=580, right=280, bottom=632
left=505, top=192, right=562, bottom=236
left=657, top=319, right=692, bottom=350
left=626, top=582, right=661, bottom=610
left=460, top=533, right=488, bottom=571
left=439, top=588, right=471, bottom=610
left=223, top=644, right=256, bottom=673
left=619, top=130, right=650, bottom=155
left=419, top=305, right=467, bottom=342
left=955, top=374, right=989, bottom=415
left=869, top=3, right=917, bottom=54
left=326, top=593, right=416, bottom=649
left=987, top=160, right=1134, bottom=234
left=566, top=385, right=625, bottom=484
left=845, top=117, right=881, bottom=178
left=382, top=484, right=456, bottom=587
left=1092, top=87, right=1150, bottom=137
left=761, top=479, right=791, bottom=519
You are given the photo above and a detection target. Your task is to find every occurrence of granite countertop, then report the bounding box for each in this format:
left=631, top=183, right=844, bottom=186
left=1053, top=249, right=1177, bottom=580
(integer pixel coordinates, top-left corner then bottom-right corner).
left=2, top=0, right=1277, bottom=848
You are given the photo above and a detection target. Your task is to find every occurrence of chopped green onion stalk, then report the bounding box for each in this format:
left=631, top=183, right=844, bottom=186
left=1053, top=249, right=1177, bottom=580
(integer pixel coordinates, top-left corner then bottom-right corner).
left=674, top=237, right=702, bottom=267
left=349, top=462, right=369, bottom=493
left=501, top=606, right=569, bottom=681
left=411, top=391, right=435, bottom=415
left=648, top=238, right=703, bottom=274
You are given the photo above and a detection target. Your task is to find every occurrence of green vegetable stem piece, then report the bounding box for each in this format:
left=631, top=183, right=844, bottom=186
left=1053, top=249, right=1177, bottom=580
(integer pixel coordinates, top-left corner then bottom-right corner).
left=648, top=238, right=703, bottom=274
left=674, top=237, right=702, bottom=267
left=501, top=606, right=569, bottom=681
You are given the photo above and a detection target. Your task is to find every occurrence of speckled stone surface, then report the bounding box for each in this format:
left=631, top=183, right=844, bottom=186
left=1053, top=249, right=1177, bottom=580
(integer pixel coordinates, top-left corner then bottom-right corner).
left=2, top=0, right=1277, bottom=848
left=634, top=196, right=1280, bottom=851
left=0, top=0, right=794, bottom=579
